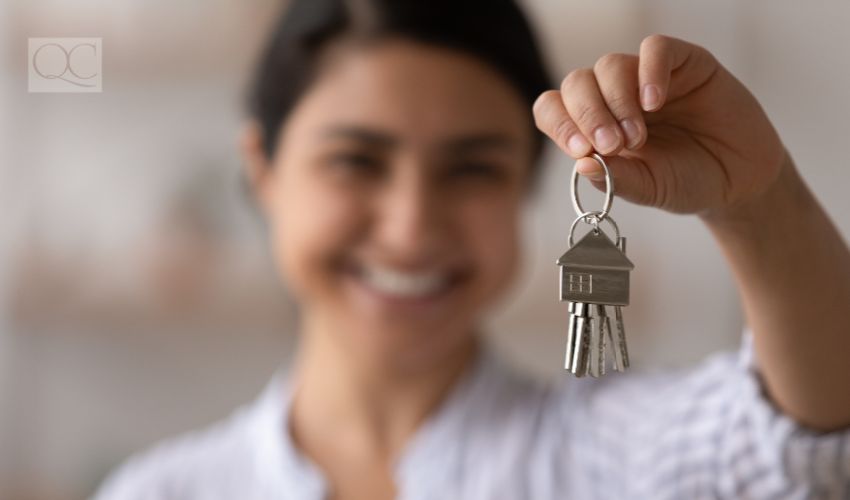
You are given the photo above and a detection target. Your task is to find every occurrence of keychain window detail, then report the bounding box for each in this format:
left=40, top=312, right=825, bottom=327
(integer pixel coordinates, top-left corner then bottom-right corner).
left=565, top=272, right=592, bottom=294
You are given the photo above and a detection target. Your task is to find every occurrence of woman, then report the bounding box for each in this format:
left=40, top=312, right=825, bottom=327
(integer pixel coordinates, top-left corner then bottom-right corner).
left=97, top=0, right=850, bottom=498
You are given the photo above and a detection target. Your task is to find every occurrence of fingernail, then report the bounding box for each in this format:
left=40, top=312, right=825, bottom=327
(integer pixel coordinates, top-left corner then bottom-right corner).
left=593, top=126, right=620, bottom=154
left=566, top=133, right=590, bottom=157
left=641, top=84, right=660, bottom=111
left=620, top=119, right=641, bottom=149
left=576, top=158, right=605, bottom=180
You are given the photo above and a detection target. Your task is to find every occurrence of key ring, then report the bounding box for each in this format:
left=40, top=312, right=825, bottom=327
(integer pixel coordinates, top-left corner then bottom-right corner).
left=571, top=153, right=614, bottom=221
left=568, top=210, right=621, bottom=247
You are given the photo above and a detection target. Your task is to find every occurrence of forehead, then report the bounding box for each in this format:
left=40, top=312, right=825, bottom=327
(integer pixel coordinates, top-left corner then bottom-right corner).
left=286, top=39, right=533, bottom=149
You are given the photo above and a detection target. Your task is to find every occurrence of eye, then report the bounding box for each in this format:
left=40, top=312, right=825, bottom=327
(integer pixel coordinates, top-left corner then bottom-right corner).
left=326, top=151, right=384, bottom=178
left=447, top=161, right=507, bottom=182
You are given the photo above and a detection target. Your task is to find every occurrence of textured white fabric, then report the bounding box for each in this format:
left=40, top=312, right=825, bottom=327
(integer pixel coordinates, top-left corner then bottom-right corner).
left=94, top=332, right=850, bottom=499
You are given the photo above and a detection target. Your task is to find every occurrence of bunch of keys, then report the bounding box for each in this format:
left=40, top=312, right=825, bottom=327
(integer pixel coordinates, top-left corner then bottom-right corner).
left=556, top=153, right=635, bottom=378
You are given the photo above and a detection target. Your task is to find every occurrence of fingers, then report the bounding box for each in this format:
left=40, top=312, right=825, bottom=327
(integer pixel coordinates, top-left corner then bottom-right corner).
left=593, top=53, right=646, bottom=149
left=532, top=90, right=592, bottom=158
left=533, top=35, right=712, bottom=159
left=560, top=68, right=624, bottom=156
left=533, top=34, right=722, bottom=211
left=638, top=34, right=713, bottom=111
left=638, top=35, right=676, bottom=111
left=534, top=54, right=647, bottom=158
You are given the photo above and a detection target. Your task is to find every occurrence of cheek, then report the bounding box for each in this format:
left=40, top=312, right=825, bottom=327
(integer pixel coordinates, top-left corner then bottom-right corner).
left=458, top=193, right=523, bottom=301
left=269, top=176, right=363, bottom=300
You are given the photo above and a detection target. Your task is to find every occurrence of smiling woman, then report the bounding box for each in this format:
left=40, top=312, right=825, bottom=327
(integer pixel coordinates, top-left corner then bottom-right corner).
left=233, top=0, right=553, bottom=390
left=98, top=1, right=557, bottom=498
left=92, top=0, right=850, bottom=499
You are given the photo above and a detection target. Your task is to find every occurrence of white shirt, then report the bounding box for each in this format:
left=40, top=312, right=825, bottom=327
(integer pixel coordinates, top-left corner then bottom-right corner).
left=95, top=331, right=850, bottom=499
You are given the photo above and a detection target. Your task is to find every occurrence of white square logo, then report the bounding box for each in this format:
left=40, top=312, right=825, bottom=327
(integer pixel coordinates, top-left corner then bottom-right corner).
left=28, top=37, right=102, bottom=93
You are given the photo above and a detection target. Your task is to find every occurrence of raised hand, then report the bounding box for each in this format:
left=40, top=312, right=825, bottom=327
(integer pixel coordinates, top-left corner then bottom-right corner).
left=533, top=34, right=786, bottom=215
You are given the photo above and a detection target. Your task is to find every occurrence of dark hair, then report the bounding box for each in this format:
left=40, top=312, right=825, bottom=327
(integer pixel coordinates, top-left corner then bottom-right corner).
left=246, top=0, right=553, bottom=171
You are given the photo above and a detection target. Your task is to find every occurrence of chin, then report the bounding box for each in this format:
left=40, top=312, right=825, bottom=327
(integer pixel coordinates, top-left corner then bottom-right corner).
left=343, top=315, right=477, bottom=374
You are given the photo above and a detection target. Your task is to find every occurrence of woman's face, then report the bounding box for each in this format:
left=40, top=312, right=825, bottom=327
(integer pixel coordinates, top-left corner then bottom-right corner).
left=251, top=39, right=535, bottom=371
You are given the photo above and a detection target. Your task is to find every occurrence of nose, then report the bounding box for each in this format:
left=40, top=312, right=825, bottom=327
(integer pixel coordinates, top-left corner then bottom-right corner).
left=373, top=160, right=446, bottom=264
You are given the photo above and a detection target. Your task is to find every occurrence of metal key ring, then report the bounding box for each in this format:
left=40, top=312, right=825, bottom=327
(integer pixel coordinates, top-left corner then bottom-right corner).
left=571, top=153, right=614, bottom=221
left=568, top=210, right=621, bottom=247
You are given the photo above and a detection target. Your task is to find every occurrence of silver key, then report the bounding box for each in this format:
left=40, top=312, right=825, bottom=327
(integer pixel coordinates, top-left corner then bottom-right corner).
left=590, top=304, right=609, bottom=377
left=588, top=316, right=600, bottom=377
left=570, top=301, right=591, bottom=377
left=612, top=305, right=629, bottom=371
left=565, top=301, right=576, bottom=370
left=611, top=236, right=630, bottom=372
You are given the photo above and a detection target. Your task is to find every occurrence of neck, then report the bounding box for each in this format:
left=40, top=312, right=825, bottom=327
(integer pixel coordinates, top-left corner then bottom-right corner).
left=287, top=314, right=480, bottom=464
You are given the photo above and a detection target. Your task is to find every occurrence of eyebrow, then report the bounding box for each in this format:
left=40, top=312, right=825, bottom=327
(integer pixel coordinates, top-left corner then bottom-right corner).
left=321, top=126, right=398, bottom=147
left=320, top=125, right=517, bottom=154
left=444, top=133, right=517, bottom=155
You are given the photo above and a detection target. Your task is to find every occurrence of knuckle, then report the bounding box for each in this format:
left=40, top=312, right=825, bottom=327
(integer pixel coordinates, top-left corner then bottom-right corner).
left=560, top=68, right=592, bottom=92
left=532, top=90, right=559, bottom=119
left=572, top=103, right=603, bottom=128
left=603, top=93, right=634, bottom=116
left=642, top=33, right=671, bottom=50
left=552, top=118, right=576, bottom=145
left=694, top=42, right=717, bottom=65
left=593, top=52, right=629, bottom=74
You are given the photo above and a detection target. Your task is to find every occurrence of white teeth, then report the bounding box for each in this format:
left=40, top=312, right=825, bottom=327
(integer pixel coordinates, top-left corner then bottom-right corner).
left=360, top=265, right=449, bottom=298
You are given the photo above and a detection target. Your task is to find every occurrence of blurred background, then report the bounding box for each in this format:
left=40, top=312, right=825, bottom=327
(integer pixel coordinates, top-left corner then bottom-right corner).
left=1, top=0, right=848, bottom=498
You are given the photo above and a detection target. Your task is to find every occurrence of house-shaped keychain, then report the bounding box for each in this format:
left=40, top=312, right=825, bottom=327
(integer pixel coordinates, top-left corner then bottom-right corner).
left=557, top=229, right=634, bottom=306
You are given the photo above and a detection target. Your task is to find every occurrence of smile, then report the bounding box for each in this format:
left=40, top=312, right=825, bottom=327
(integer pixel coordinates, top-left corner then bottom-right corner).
left=358, top=264, right=452, bottom=299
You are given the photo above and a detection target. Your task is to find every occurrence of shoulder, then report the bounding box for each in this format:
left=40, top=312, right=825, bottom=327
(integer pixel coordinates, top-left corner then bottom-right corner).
left=91, top=368, right=303, bottom=500
left=93, top=406, right=261, bottom=500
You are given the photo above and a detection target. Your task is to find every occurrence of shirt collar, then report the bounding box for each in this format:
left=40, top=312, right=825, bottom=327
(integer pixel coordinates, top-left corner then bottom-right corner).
left=393, top=343, right=500, bottom=499
left=247, top=369, right=327, bottom=499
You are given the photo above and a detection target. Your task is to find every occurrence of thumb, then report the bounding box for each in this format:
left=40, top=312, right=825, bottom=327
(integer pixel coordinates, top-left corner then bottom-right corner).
left=575, top=154, right=660, bottom=209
